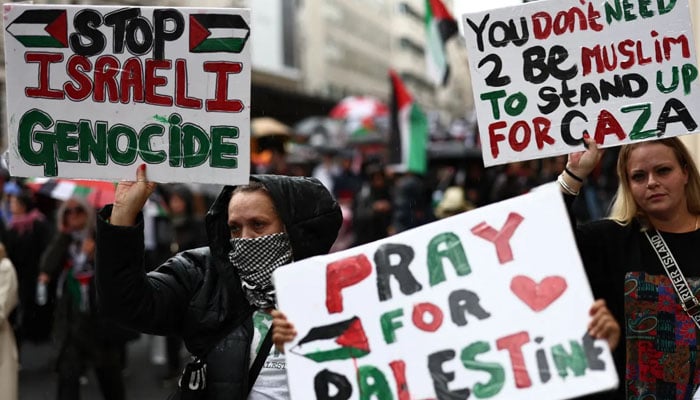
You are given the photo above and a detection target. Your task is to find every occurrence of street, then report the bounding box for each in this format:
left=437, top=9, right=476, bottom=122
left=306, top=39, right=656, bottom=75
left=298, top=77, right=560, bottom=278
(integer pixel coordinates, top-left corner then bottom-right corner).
left=19, top=335, right=180, bottom=400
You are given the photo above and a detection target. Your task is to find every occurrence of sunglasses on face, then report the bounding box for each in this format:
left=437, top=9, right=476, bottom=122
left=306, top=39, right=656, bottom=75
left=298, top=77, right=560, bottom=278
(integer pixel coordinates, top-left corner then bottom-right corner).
left=65, top=206, right=86, bottom=215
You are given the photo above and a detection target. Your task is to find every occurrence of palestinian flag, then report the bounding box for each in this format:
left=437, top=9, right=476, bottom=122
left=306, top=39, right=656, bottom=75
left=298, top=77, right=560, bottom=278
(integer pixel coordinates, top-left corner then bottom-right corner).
left=290, top=316, right=370, bottom=363
left=424, top=0, right=458, bottom=86
left=189, top=14, right=250, bottom=53
left=24, top=178, right=116, bottom=209
left=388, top=70, right=428, bottom=175
left=5, top=9, right=68, bottom=48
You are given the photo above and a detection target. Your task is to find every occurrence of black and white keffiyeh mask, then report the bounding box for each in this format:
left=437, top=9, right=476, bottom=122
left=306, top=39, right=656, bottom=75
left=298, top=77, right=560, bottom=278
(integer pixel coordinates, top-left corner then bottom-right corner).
left=228, top=232, right=293, bottom=309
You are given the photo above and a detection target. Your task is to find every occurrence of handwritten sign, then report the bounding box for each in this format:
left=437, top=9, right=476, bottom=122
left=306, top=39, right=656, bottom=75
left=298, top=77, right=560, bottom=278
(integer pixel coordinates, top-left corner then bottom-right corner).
left=274, top=183, right=618, bottom=400
left=462, top=0, right=700, bottom=167
left=3, top=4, right=251, bottom=184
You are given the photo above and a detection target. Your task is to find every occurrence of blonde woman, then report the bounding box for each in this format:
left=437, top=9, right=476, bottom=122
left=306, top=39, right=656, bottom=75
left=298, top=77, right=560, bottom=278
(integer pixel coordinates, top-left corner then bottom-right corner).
left=562, top=136, right=700, bottom=399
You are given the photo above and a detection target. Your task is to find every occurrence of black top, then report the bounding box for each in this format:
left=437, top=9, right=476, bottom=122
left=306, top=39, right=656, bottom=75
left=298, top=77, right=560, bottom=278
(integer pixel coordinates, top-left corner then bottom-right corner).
left=568, top=194, right=700, bottom=400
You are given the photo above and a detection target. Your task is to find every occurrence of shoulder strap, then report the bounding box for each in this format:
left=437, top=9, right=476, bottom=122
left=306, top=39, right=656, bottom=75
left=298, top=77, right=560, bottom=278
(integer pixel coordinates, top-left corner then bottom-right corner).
left=644, top=229, right=700, bottom=329
left=248, top=328, right=273, bottom=393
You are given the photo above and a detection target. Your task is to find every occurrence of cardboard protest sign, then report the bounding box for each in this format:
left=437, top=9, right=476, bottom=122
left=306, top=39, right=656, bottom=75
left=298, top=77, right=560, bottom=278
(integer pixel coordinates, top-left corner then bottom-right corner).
left=274, top=183, right=618, bottom=400
left=462, top=0, right=700, bottom=167
left=3, top=4, right=251, bottom=185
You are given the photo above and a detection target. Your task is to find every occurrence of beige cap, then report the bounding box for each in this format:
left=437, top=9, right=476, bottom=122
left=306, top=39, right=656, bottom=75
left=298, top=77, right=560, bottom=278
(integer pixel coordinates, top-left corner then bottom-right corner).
left=435, top=186, right=474, bottom=219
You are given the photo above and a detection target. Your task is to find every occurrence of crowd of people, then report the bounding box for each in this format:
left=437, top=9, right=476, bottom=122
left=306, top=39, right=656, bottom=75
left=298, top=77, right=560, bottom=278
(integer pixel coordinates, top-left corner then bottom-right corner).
left=0, top=133, right=699, bottom=399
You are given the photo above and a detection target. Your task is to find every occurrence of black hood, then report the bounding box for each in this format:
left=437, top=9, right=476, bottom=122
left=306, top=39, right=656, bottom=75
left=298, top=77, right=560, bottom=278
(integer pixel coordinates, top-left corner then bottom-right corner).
left=205, top=175, right=343, bottom=263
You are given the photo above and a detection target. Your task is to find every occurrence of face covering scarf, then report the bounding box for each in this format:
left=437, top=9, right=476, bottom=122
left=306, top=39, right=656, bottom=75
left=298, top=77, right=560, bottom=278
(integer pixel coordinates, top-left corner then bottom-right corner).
left=228, top=232, right=293, bottom=309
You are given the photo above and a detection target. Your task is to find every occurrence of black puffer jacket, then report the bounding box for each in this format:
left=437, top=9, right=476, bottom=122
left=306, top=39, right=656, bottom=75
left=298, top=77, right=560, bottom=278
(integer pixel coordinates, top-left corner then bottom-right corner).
left=96, top=175, right=342, bottom=399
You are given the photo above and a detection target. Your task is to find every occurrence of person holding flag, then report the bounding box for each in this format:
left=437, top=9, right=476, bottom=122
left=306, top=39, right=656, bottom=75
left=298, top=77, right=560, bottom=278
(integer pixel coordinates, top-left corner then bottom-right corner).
left=94, top=165, right=342, bottom=400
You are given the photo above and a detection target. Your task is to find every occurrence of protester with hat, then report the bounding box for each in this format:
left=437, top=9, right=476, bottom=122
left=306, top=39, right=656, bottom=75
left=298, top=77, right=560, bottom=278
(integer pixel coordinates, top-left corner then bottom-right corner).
left=434, top=186, right=475, bottom=219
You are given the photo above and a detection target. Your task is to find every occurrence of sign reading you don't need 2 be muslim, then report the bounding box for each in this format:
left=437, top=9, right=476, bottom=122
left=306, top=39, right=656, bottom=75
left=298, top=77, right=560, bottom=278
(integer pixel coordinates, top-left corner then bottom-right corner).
left=274, top=183, right=618, bottom=400
left=4, top=4, right=251, bottom=184
left=463, top=0, right=700, bottom=167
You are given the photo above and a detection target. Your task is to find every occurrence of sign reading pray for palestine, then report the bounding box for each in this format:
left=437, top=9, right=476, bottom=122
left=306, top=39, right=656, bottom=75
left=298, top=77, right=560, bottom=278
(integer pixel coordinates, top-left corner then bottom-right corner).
left=273, top=183, right=618, bottom=400
left=3, top=4, right=251, bottom=184
left=461, top=0, right=700, bottom=167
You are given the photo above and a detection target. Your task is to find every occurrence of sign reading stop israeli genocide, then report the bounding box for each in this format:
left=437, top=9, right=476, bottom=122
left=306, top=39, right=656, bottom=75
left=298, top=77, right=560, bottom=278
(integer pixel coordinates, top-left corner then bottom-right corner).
left=462, top=0, right=700, bottom=167
left=273, top=183, right=618, bottom=400
left=3, top=4, right=251, bottom=184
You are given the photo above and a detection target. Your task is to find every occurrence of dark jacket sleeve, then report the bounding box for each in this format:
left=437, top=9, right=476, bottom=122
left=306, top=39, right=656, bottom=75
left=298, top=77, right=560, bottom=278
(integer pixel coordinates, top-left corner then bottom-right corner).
left=564, top=194, right=627, bottom=400
left=95, top=205, right=200, bottom=336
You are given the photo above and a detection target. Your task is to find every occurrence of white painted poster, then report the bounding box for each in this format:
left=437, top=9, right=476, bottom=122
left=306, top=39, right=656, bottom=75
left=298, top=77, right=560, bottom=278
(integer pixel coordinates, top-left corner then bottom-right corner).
left=4, top=4, right=251, bottom=185
left=274, top=183, right=619, bottom=400
left=462, top=0, right=700, bottom=167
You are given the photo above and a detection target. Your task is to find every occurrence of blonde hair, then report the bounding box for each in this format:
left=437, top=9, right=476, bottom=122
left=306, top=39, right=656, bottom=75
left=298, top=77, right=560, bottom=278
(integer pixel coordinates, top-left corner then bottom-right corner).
left=609, top=137, right=700, bottom=226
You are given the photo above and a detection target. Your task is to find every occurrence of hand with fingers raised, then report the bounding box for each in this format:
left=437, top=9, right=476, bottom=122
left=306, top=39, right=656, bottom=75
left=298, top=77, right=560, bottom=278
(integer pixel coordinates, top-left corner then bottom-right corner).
left=110, top=164, right=157, bottom=227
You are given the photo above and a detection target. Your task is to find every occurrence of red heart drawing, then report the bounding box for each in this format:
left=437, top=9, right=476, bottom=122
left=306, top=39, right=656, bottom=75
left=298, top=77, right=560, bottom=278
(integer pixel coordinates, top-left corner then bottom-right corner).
left=510, top=275, right=567, bottom=312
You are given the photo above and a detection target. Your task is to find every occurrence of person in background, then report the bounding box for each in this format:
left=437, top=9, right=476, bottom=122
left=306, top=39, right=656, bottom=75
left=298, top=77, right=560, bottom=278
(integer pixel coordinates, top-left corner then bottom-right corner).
left=0, top=168, right=11, bottom=226
left=352, top=163, right=392, bottom=246
left=434, top=186, right=474, bottom=219
left=489, top=161, right=538, bottom=203
left=390, top=171, right=434, bottom=233
left=2, top=187, right=52, bottom=349
left=159, top=184, right=208, bottom=384
left=38, top=197, right=132, bottom=400
left=560, top=136, right=700, bottom=399
left=311, top=150, right=341, bottom=193
left=95, top=165, right=342, bottom=399
left=0, top=242, right=19, bottom=400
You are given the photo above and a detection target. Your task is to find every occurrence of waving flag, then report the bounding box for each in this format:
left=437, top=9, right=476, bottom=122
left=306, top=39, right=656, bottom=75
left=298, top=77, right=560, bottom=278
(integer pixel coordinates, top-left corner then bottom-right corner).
left=424, top=0, right=458, bottom=86
left=290, top=316, right=370, bottom=362
left=25, top=178, right=116, bottom=208
left=388, top=70, right=428, bottom=175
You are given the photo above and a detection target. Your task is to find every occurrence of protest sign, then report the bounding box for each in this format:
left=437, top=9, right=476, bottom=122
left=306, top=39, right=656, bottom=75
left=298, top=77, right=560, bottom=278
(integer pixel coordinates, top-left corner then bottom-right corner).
left=3, top=4, right=251, bottom=184
left=462, top=0, right=700, bottom=167
left=274, top=183, right=618, bottom=400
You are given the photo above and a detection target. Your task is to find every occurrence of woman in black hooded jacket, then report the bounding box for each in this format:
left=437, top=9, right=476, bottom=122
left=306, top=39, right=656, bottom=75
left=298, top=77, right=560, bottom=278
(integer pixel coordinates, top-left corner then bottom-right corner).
left=95, top=165, right=342, bottom=400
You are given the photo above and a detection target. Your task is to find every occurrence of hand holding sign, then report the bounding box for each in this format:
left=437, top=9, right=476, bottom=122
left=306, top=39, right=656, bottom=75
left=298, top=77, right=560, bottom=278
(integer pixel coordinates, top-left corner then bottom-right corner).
left=588, top=299, right=620, bottom=351
left=566, top=134, right=604, bottom=181
left=271, top=309, right=296, bottom=353
left=110, top=164, right=156, bottom=227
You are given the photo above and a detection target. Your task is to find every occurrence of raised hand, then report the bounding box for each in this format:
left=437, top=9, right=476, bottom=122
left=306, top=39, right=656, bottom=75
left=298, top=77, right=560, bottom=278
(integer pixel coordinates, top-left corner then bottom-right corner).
left=110, top=164, right=157, bottom=226
left=566, top=134, right=604, bottom=180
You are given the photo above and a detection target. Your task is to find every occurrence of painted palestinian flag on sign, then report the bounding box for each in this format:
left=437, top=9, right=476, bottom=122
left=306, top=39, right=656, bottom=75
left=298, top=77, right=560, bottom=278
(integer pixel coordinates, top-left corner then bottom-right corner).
left=189, top=14, right=250, bottom=53
left=388, top=69, right=428, bottom=175
left=290, top=317, right=370, bottom=362
left=5, top=9, right=68, bottom=48
left=424, top=0, right=458, bottom=86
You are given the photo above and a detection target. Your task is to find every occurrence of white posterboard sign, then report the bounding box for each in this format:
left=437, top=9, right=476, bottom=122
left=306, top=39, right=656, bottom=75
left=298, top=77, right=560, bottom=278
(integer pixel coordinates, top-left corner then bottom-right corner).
left=3, top=4, right=251, bottom=185
left=462, top=0, right=700, bottom=167
left=274, top=183, right=618, bottom=400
